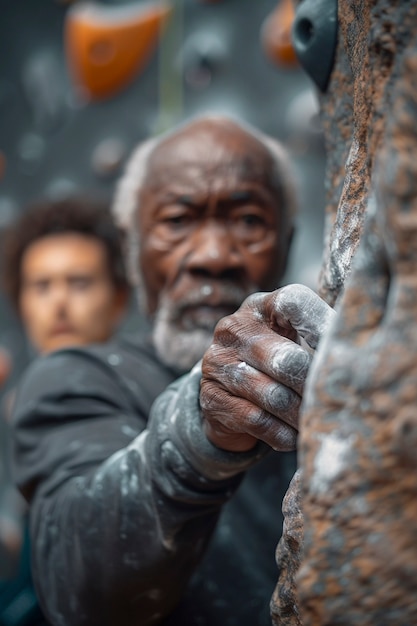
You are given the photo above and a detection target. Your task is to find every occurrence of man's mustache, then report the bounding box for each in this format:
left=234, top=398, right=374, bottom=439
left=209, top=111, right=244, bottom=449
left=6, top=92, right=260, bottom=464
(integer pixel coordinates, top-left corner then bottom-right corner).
left=174, top=282, right=253, bottom=313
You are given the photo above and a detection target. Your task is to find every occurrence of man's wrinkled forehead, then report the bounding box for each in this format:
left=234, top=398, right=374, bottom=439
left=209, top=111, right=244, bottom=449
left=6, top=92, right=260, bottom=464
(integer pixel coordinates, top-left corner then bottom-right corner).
left=144, top=122, right=275, bottom=187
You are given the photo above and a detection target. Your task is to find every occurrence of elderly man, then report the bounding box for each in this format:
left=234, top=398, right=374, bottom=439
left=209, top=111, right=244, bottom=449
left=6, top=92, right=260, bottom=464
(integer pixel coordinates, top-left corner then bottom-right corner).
left=11, top=115, right=300, bottom=626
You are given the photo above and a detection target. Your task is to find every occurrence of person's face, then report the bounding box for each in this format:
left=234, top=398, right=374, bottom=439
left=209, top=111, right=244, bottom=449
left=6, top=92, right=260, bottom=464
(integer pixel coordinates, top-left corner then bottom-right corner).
left=19, top=234, right=127, bottom=354
left=139, top=123, right=290, bottom=317
left=135, top=121, right=292, bottom=372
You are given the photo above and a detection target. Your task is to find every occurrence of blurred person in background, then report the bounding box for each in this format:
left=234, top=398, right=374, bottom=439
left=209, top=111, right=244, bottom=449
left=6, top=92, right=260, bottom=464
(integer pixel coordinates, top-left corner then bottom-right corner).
left=2, top=195, right=130, bottom=356
left=10, top=114, right=301, bottom=626
left=0, top=195, right=130, bottom=626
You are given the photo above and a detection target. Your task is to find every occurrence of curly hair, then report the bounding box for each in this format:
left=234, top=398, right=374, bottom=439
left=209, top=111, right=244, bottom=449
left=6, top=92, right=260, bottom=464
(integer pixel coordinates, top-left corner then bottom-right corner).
left=1, top=195, right=129, bottom=310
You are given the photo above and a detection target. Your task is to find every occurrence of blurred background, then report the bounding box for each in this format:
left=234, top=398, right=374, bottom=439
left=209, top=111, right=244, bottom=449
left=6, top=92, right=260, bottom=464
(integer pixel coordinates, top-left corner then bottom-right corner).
left=0, top=0, right=326, bottom=394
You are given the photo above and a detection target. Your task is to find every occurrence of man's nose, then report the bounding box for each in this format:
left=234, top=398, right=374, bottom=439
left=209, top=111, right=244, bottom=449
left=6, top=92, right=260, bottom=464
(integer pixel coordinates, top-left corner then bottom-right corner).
left=185, top=222, right=243, bottom=278
left=50, top=284, right=69, bottom=310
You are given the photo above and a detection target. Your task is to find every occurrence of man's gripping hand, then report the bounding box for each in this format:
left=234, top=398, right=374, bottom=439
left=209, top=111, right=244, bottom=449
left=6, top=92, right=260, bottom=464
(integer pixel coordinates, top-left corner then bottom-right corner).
left=200, top=284, right=335, bottom=452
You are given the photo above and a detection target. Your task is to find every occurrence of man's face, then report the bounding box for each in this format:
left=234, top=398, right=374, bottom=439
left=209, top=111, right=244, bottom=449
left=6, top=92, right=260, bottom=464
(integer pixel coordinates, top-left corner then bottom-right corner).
left=19, top=233, right=126, bottom=354
left=136, top=121, right=291, bottom=371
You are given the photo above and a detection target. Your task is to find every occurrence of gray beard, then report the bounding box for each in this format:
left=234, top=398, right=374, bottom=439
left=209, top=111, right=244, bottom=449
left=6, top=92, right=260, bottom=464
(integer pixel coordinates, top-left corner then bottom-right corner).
left=151, top=284, right=253, bottom=374
left=153, top=317, right=213, bottom=374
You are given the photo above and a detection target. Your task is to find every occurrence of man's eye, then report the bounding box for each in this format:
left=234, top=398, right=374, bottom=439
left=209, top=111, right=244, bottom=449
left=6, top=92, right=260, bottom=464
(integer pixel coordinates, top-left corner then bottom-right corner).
left=238, top=213, right=266, bottom=227
left=32, top=281, right=49, bottom=293
left=154, top=206, right=195, bottom=243
left=157, top=207, right=196, bottom=237
left=71, top=278, right=92, bottom=290
left=164, top=214, right=190, bottom=227
left=231, top=210, right=270, bottom=244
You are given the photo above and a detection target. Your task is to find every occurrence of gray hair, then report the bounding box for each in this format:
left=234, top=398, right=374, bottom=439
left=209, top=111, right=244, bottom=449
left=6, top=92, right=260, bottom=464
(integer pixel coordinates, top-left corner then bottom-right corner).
left=112, top=136, right=158, bottom=291
left=112, top=114, right=298, bottom=299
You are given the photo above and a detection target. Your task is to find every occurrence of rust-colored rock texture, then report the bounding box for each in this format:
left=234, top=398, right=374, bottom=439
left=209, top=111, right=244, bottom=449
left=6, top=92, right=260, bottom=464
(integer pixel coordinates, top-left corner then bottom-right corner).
left=272, top=0, right=417, bottom=624
left=271, top=468, right=303, bottom=626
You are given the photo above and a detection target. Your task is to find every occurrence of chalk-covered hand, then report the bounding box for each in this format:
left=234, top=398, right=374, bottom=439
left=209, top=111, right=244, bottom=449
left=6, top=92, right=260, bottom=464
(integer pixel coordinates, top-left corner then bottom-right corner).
left=200, top=284, right=335, bottom=452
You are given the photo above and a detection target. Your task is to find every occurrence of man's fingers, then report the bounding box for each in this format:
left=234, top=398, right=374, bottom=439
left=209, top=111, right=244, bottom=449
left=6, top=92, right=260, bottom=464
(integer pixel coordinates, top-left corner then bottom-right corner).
left=200, top=383, right=298, bottom=451
left=202, top=348, right=302, bottom=426
left=206, top=322, right=312, bottom=395
left=199, top=285, right=333, bottom=453
left=261, top=284, right=336, bottom=350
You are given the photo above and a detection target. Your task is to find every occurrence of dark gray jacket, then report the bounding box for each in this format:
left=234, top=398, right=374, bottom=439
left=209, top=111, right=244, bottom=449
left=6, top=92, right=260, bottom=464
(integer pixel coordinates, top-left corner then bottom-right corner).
left=11, top=333, right=296, bottom=626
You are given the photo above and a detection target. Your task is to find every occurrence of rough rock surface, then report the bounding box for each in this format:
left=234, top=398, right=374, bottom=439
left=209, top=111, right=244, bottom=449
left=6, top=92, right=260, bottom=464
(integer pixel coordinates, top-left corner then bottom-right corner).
left=272, top=1, right=417, bottom=624
left=270, top=469, right=303, bottom=626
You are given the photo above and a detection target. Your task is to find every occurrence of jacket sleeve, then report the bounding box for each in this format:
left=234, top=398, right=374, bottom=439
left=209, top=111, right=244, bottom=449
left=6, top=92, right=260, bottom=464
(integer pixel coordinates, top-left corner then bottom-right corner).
left=11, top=353, right=268, bottom=626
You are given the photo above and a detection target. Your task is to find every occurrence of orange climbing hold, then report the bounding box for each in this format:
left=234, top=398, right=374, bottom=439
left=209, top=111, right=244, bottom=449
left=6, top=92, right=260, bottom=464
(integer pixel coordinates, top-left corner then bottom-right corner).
left=261, top=0, right=298, bottom=68
left=65, top=1, right=172, bottom=101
